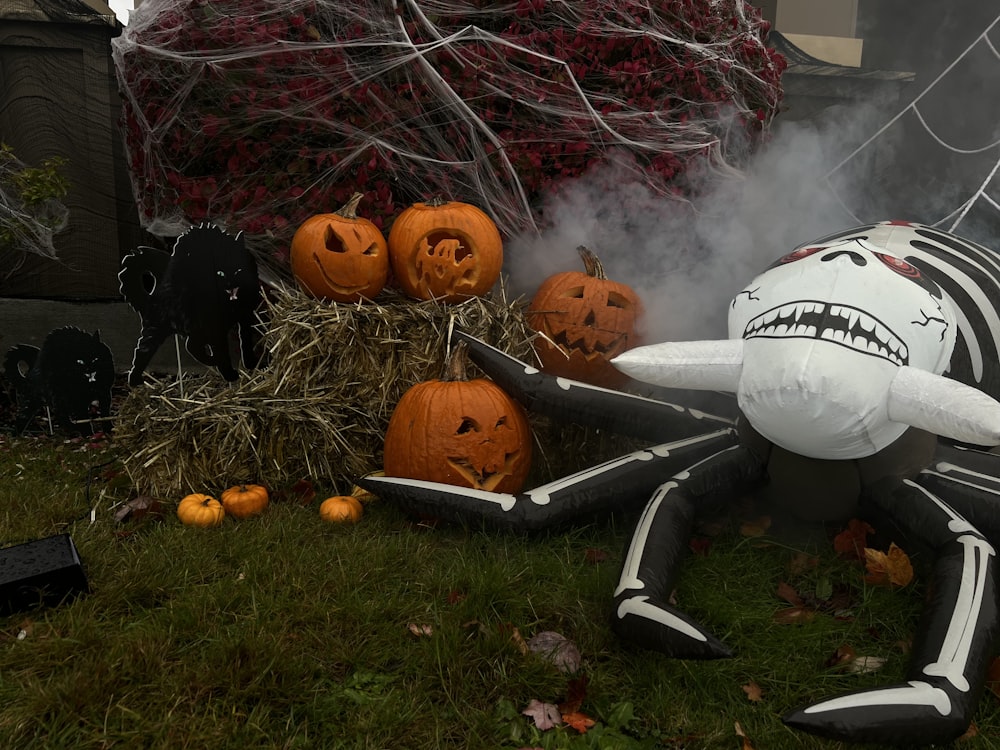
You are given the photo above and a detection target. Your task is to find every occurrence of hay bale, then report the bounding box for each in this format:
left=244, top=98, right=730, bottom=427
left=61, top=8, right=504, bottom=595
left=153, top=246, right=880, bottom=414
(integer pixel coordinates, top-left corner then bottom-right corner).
left=114, top=284, right=648, bottom=500
left=115, top=285, right=539, bottom=497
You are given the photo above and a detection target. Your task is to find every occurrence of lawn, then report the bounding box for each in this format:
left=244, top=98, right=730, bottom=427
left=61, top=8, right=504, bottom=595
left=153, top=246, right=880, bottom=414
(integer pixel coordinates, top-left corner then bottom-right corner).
left=0, top=429, right=998, bottom=749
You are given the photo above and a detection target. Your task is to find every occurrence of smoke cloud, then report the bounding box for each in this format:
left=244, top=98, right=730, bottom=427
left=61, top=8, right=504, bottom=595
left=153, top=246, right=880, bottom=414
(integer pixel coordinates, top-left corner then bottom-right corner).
left=504, top=103, right=884, bottom=343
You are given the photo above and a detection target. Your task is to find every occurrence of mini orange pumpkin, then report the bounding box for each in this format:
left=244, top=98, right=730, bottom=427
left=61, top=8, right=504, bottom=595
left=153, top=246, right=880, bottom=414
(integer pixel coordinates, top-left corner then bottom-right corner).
left=319, top=495, right=364, bottom=524
left=177, top=493, right=225, bottom=527
left=527, top=245, right=643, bottom=388
left=220, top=483, right=269, bottom=519
left=290, top=192, right=389, bottom=303
left=387, top=197, right=503, bottom=302
left=383, top=341, right=532, bottom=493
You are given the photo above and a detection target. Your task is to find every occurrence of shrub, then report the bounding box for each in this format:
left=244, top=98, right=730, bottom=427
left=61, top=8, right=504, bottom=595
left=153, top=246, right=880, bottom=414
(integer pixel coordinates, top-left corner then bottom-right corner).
left=112, top=0, right=785, bottom=272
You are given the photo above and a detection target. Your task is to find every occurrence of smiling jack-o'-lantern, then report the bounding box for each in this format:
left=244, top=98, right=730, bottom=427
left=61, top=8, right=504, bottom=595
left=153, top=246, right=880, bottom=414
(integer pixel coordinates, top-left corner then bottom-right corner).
left=290, top=193, right=389, bottom=303
left=383, top=341, right=532, bottom=493
left=387, top=197, right=503, bottom=303
left=527, top=246, right=643, bottom=388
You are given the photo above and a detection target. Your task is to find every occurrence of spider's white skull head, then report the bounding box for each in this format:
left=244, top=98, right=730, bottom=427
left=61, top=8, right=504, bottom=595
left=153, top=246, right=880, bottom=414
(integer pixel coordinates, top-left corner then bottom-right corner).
left=729, top=238, right=957, bottom=459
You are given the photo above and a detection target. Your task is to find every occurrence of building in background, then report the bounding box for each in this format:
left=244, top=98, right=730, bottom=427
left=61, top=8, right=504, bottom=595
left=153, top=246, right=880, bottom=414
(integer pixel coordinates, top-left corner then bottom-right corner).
left=0, top=0, right=148, bottom=299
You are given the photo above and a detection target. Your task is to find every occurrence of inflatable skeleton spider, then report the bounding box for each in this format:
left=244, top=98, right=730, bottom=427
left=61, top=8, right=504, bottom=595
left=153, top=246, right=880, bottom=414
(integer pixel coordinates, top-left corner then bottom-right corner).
left=361, top=221, right=1000, bottom=746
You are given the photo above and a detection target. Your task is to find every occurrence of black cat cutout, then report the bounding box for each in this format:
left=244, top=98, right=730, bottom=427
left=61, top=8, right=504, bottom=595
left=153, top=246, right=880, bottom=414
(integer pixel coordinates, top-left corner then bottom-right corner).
left=119, top=224, right=262, bottom=386
left=3, top=327, right=115, bottom=435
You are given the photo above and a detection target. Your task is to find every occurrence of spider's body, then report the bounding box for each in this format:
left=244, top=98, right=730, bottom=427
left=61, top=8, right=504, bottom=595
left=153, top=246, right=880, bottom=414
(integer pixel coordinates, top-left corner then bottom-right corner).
left=362, top=221, right=1000, bottom=745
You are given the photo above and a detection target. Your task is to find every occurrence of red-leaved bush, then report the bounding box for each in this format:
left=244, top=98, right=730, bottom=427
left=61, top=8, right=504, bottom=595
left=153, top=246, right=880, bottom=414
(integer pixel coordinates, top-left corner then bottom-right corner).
left=112, top=0, right=784, bottom=271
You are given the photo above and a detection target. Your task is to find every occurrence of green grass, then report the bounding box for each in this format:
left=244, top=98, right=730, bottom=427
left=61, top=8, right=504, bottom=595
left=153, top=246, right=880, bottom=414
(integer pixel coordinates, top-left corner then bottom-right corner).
left=0, top=433, right=998, bottom=749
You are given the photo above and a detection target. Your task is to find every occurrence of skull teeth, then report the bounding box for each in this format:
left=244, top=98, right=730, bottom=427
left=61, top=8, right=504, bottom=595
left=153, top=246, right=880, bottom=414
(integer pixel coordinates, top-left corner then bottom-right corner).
left=743, top=300, right=909, bottom=366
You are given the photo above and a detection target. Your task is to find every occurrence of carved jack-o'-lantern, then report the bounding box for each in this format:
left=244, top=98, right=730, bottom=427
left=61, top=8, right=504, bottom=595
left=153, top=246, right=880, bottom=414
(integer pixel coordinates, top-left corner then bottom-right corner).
left=527, top=246, right=644, bottom=388
left=290, top=193, right=389, bottom=303
left=383, top=341, right=532, bottom=493
left=387, top=197, right=503, bottom=303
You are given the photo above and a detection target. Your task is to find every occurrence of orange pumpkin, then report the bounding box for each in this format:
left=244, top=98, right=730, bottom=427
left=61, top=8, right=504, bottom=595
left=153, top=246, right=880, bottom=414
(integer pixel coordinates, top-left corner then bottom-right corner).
left=220, top=483, right=269, bottom=519
left=527, top=246, right=643, bottom=388
left=290, top=192, right=389, bottom=302
left=177, top=493, right=225, bottom=527
left=387, top=197, right=503, bottom=302
left=319, top=495, right=364, bottom=524
left=383, top=341, right=532, bottom=493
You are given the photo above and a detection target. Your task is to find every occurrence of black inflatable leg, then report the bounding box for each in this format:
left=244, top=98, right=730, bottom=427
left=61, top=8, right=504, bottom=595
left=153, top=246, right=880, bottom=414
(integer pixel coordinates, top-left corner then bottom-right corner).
left=358, top=429, right=739, bottom=531
left=611, top=444, right=765, bottom=659
left=919, top=443, right=1000, bottom=541
left=452, top=331, right=734, bottom=443
left=784, top=479, right=999, bottom=746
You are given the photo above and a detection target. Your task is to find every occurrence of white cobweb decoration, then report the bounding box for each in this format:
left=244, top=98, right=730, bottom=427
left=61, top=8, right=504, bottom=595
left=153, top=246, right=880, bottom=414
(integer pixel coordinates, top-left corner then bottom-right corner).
left=111, top=0, right=784, bottom=275
left=0, top=148, right=69, bottom=266
left=824, top=13, right=1000, bottom=243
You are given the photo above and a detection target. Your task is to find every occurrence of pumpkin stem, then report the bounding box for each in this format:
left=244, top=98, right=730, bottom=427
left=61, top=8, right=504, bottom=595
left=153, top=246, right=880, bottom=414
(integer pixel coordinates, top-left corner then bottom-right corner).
left=442, top=340, right=470, bottom=382
left=425, top=196, right=449, bottom=208
left=335, top=192, right=365, bottom=219
left=577, top=245, right=607, bottom=280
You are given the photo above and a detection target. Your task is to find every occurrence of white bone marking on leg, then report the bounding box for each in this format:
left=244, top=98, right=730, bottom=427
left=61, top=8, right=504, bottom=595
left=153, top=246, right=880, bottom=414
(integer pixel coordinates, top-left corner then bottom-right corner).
left=614, top=486, right=671, bottom=596
left=900, top=481, right=997, bottom=691
left=904, top=479, right=977, bottom=533
left=526, top=448, right=658, bottom=506
left=615, top=594, right=708, bottom=642
left=376, top=478, right=518, bottom=511
left=525, top=430, right=733, bottom=506
left=614, top=444, right=742, bottom=596
left=802, top=681, right=952, bottom=716
left=922, top=535, right=995, bottom=691
left=928, top=461, right=1000, bottom=493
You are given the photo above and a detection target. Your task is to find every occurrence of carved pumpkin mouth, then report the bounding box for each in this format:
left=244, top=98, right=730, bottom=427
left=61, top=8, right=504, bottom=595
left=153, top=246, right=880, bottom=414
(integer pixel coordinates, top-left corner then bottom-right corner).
left=312, top=252, right=369, bottom=296
left=537, top=316, right=632, bottom=361
left=447, top=450, right=524, bottom=491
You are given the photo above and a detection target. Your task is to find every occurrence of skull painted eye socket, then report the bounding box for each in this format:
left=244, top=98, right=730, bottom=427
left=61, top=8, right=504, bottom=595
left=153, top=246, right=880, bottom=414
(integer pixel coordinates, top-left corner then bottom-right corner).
left=767, top=246, right=823, bottom=268
left=875, top=252, right=920, bottom=277
left=875, top=252, right=942, bottom=298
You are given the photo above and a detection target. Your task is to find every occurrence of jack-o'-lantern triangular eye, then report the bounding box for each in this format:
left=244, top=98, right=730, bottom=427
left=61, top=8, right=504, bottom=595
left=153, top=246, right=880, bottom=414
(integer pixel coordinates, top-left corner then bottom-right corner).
left=363, top=243, right=380, bottom=256
left=607, top=292, right=631, bottom=308
left=561, top=285, right=586, bottom=299
left=457, top=417, right=481, bottom=434
left=324, top=226, right=346, bottom=253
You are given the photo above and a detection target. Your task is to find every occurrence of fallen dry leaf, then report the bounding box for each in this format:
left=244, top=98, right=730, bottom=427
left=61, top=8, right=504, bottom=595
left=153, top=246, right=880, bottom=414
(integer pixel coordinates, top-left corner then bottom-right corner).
left=788, top=551, right=820, bottom=575
left=776, top=581, right=804, bottom=607
left=834, top=519, right=874, bottom=561
left=865, top=543, right=914, bottom=587
left=825, top=644, right=858, bottom=671
left=740, top=515, right=771, bottom=538
left=522, top=699, right=562, bottom=731
left=559, top=675, right=589, bottom=714
left=959, top=721, right=979, bottom=740
left=113, top=495, right=165, bottom=524
left=773, top=606, right=816, bottom=625
left=688, top=536, right=713, bottom=556
left=407, top=623, right=433, bottom=637
left=527, top=631, right=582, bottom=674
left=561, top=711, right=596, bottom=733
left=583, top=547, right=609, bottom=564
left=508, top=624, right=529, bottom=655
left=735, top=720, right=755, bottom=750
left=846, top=655, right=888, bottom=674
left=742, top=681, right=764, bottom=702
